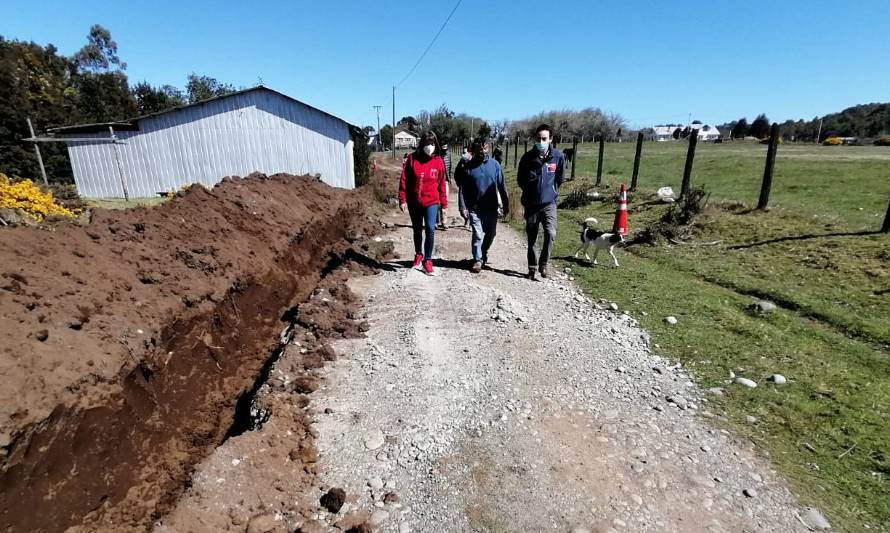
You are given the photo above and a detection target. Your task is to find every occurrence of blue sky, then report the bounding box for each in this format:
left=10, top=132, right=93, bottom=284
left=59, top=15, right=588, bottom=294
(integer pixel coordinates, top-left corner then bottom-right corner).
left=3, top=1, right=889, bottom=129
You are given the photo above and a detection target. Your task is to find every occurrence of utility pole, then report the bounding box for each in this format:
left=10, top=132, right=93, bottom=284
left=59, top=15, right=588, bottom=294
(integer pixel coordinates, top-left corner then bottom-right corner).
left=392, top=85, right=396, bottom=159
left=815, top=118, right=823, bottom=144
left=372, top=105, right=382, bottom=152
left=26, top=118, right=48, bottom=185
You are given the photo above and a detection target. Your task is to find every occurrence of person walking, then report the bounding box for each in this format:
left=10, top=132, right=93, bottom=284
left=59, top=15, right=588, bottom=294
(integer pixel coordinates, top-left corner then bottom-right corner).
left=517, top=123, right=565, bottom=280
left=457, top=139, right=509, bottom=273
left=437, top=143, right=453, bottom=231
left=454, top=146, right=472, bottom=227
left=399, top=132, right=448, bottom=275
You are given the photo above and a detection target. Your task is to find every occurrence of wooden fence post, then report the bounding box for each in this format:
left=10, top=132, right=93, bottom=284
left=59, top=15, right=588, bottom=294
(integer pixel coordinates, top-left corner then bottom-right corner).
left=630, top=131, right=643, bottom=191
left=595, top=134, right=605, bottom=186
left=570, top=137, right=578, bottom=180
left=514, top=134, right=519, bottom=169
left=680, top=130, right=698, bottom=198
left=758, top=123, right=780, bottom=210
left=882, top=197, right=890, bottom=233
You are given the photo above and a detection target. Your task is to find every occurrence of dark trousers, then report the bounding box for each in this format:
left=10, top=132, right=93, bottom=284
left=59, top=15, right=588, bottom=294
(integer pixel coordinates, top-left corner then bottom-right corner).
left=409, top=204, right=438, bottom=260
left=524, top=202, right=557, bottom=270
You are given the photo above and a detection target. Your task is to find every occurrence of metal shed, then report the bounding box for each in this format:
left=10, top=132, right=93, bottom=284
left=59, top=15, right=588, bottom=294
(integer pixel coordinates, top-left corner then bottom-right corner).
left=49, top=86, right=361, bottom=198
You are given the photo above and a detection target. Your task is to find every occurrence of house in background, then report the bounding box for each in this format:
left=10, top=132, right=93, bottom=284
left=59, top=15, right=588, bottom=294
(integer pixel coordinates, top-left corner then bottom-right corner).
left=394, top=129, right=419, bottom=149
left=50, top=86, right=363, bottom=198
left=652, top=126, right=680, bottom=141
left=650, top=124, right=722, bottom=142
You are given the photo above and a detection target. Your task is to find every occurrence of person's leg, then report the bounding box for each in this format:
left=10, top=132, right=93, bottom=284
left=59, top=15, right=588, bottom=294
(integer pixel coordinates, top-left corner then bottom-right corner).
left=468, top=211, right=484, bottom=262
left=480, top=210, right=498, bottom=263
left=408, top=205, right=424, bottom=257
left=422, top=204, right=438, bottom=261
left=525, top=209, right=541, bottom=272
left=539, top=202, right=558, bottom=270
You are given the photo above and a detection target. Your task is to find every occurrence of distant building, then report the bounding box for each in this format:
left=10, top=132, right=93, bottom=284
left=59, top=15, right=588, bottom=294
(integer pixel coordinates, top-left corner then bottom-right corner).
left=50, top=86, right=362, bottom=198
left=650, top=124, right=722, bottom=142
left=652, top=126, right=680, bottom=141
left=394, top=129, right=419, bottom=149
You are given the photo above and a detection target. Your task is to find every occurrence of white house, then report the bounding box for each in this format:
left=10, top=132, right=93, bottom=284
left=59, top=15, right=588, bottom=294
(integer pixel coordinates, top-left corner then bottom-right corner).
left=394, top=129, right=419, bottom=149
left=651, top=124, right=722, bottom=142
left=50, top=86, right=363, bottom=198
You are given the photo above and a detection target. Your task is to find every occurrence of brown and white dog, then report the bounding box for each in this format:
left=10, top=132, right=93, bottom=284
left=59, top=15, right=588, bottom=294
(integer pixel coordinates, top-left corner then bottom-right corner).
left=573, top=217, right=624, bottom=267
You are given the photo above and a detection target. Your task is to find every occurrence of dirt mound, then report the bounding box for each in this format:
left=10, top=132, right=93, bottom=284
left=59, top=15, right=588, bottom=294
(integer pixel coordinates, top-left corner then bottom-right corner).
left=0, top=173, right=379, bottom=532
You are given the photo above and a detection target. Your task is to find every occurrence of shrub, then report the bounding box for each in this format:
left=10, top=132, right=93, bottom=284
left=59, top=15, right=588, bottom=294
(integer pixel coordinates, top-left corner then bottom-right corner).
left=0, top=173, right=77, bottom=220
left=874, top=135, right=890, bottom=146
left=823, top=137, right=843, bottom=146
left=353, top=136, right=371, bottom=187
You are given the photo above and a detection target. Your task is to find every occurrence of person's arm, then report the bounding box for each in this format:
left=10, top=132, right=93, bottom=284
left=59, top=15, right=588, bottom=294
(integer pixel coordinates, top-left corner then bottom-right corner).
left=496, top=161, right=509, bottom=216
left=398, top=155, right=410, bottom=210
left=455, top=163, right=467, bottom=215
left=437, top=159, right=448, bottom=211
left=516, top=153, right=531, bottom=189
left=555, top=152, right=565, bottom=189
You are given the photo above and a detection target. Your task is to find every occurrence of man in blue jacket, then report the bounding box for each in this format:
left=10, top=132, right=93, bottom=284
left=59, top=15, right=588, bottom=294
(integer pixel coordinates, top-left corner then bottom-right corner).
left=457, top=139, right=510, bottom=273
left=517, top=123, right=565, bottom=280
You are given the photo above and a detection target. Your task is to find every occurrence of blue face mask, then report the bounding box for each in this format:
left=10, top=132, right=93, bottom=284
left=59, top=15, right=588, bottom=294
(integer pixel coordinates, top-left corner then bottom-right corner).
left=535, top=140, right=550, bottom=152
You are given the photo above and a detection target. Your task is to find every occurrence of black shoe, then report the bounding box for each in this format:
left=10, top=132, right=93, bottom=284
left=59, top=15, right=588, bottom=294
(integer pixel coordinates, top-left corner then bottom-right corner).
left=539, top=265, right=549, bottom=278
left=527, top=269, right=537, bottom=281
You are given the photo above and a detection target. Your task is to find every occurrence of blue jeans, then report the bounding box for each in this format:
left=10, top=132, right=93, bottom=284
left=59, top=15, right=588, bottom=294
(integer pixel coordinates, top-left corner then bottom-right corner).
left=468, top=209, right=498, bottom=262
left=408, top=204, right=438, bottom=260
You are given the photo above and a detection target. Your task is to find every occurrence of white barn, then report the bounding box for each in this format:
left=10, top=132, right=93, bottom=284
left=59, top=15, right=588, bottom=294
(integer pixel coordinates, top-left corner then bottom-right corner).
left=394, top=129, right=419, bottom=149
left=50, top=86, right=363, bottom=198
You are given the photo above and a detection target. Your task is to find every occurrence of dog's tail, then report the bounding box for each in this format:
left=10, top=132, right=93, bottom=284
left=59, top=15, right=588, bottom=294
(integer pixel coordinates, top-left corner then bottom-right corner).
left=582, top=217, right=599, bottom=229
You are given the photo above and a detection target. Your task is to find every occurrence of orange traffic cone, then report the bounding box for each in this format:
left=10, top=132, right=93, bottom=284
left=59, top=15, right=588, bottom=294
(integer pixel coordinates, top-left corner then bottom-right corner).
left=613, top=183, right=628, bottom=235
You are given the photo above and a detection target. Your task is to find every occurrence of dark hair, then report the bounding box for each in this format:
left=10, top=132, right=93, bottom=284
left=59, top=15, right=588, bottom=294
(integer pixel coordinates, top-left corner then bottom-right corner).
left=470, top=137, right=486, bottom=151
left=535, top=123, right=552, bottom=136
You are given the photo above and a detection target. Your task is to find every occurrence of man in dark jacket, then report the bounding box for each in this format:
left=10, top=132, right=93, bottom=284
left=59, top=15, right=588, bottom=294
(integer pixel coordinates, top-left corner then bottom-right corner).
left=457, top=139, right=509, bottom=273
left=517, top=123, right=564, bottom=280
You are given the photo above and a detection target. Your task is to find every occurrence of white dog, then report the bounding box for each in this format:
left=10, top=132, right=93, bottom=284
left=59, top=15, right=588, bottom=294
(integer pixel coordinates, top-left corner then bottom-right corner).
left=573, top=217, right=624, bottom=267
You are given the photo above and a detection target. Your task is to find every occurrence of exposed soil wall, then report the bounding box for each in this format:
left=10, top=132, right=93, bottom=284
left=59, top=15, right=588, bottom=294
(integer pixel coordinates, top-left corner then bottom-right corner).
left=0, top=173, right=378, bottom=532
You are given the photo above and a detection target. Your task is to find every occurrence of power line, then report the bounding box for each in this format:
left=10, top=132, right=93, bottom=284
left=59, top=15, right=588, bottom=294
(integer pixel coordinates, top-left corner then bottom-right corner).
left=395, top=0, right=462, bottom=88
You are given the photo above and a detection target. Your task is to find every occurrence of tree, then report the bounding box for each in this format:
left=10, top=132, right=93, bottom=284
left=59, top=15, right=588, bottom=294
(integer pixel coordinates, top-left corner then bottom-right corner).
left=73, top=24, right=126, bottom=72
left=749, top=114, right=771, bottom=139
left=731, top=118, right=749, bottom=139
left=476, top=122, right=491, bottom=141
left=397, top=116, right=419, bottom=133
left=132, top=82, right=185, bottom=114
left=186, top=74, right=235, bottom=104
left=362, top=125, right=375, bottom=135
left=379, top=124, right=393, bottom=150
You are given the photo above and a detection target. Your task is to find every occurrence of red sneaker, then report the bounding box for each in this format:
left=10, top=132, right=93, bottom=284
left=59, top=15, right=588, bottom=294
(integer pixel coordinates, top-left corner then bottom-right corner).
left=412, top=254, right=423, bottom=269
left=422, top=260, right=435, bottom=276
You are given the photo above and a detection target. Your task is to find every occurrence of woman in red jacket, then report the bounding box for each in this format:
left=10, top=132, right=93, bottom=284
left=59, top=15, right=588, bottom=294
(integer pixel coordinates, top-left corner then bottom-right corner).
left=399, top=132, right=448, bottom=275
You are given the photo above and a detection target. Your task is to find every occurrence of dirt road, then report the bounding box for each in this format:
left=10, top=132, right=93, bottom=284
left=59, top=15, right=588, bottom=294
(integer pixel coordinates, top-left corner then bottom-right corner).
left=309, top=204, right=812, bottom=532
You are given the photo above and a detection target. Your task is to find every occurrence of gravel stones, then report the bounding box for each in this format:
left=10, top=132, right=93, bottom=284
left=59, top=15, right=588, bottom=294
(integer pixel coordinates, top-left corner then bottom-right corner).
left=363, top=429, right=385, bottom=450
left=320, top=488, right=347, bottom=513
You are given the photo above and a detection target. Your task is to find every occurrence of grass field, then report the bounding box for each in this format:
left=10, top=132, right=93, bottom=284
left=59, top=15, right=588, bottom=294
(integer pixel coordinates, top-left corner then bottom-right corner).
left=503, top=140, right=889, bottom=532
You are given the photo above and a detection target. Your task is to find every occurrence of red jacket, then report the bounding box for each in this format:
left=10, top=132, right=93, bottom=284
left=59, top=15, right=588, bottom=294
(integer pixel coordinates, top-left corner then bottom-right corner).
left=399, top=153, right=448, bottom=209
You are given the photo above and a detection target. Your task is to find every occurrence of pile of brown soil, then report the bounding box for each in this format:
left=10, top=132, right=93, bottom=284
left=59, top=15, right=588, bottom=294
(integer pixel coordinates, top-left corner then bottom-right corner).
left=0, top=173, right=379, bottom=532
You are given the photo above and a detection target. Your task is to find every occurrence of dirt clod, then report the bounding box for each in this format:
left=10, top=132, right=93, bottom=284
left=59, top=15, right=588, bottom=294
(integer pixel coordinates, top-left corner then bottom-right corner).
left=319, top=487, right=347, bottom=513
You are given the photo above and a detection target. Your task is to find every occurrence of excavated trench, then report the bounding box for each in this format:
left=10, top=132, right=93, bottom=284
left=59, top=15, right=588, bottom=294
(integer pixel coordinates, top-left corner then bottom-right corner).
left=0, top=173, right=384, bottom=532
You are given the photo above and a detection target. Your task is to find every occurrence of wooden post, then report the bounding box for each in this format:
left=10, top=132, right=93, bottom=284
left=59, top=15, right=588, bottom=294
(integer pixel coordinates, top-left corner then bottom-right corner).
left=630, top=131, right=644, bottom=191
left=680, top=129, right=698, bottom=198
left=570, top=137, right=578, bottom=180
left=595, top=133, right=605, bottom=185
left=26, top=118, right=49, bottom=185
left=514, top=134, right=519, bottom=169
left=757, top=123, right=780, bottom=210
left=108, top=126, right=130, bottom=201
left=881, top=197, right=890, bottom=233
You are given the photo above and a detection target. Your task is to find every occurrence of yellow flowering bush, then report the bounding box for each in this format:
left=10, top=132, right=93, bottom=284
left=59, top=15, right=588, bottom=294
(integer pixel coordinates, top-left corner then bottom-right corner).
left=874, top=135, right=890, bottom=146
left=822, top=137, right=843, bottom=146
left=0, top=173, right=76, bottom=220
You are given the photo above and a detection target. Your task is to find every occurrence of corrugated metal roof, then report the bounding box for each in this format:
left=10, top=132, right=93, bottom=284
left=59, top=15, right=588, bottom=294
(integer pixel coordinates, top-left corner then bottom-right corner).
left=49, top=86, right=362, bottom=135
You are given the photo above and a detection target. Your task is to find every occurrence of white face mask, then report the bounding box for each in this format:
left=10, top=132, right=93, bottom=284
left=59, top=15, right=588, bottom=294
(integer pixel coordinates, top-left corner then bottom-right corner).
left=461, top=152, right=472, bottom=161
left=535, top=140, right=550, bottom=152
left=423, top=145, right=436, bottom=156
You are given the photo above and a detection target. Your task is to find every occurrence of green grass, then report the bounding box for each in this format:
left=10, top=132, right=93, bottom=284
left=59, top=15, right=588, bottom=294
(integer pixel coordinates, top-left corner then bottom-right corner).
left=85, top=196, right=169, bottom=210
left=504, top=141, right=890, bottom=532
